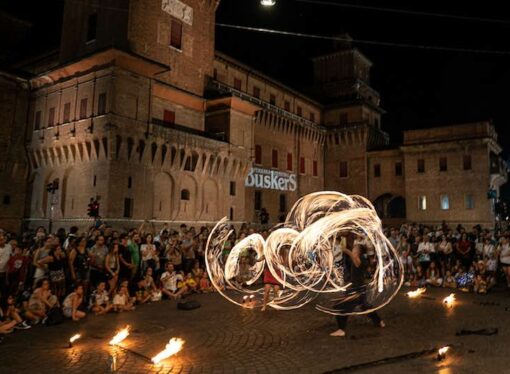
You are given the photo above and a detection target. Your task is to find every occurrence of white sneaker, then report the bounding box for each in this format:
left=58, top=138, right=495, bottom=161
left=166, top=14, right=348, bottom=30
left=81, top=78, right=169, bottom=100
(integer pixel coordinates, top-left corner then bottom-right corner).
left=330, top=329, right=346, bottom=337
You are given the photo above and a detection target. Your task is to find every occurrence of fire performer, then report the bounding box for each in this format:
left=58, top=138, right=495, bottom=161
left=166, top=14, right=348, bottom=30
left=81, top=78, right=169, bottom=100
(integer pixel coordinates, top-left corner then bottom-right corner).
left=330, top=236, right=385, bottom=337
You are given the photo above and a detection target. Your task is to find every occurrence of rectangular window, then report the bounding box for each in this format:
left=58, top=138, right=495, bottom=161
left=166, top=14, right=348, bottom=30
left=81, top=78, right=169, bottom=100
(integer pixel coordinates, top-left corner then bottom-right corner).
left=255, top=191, right=262, bottom=211
left=374, top=164, right=381, bottom=177
left=79, top=98, right=88, bottom=119
left=439, top=157, right=447, bottom=172
left=339, top=161, right=348, bottom=178
left=313, top=160, right=318, bottom=176
left=234, top=78, right=242, bottom=90
left=465, top=194, right=474, bottom=209
left=284, top=101, right=290, bottom=111
left=123, top=198, right=133, bottom=218
left=440, top=195, right=450, bottom=210
left=287, top=153, right=293, bottom=171
left=463, top=155, right=472, bottom=170
left=395, top=162, right=403, bottom=176
left=98, top=93, right=107, bottom=115
left=230, top=181, right=236, bottom=196
left=34, top=110, right=41, bottom=130
left=170, top=20, right=183, bottom=49
left=253, top=86, right=260, bottom=98
left=272, top=149, right=278, bottom=168
left=86, top=13, right=97, bottom=42
left=310, top=112, right=315, bottom=122
left=417, top=159, right=425, bottom=173
left=269, top=94, right=276, bottom=105
left=63, top=103, right=71, bottom=123
left=255, top=145, right=262, bottom=164
left=418, top=195, right=427, bottom=211
left=297, top=106, right=302, bottom=116
left=163, top=109, right=175, bottom=125
left=48, top=107, right=55, bottom=127
left=279, top=194, right=286, bottom=212
left=300, top=157, right=305, bottom=174
left=229, top=207, right=234, bottom=221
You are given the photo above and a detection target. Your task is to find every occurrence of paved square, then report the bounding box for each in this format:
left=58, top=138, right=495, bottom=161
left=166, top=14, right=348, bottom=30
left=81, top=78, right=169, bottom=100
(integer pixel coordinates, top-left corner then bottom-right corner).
left=1, top=288, right=509, bottom=373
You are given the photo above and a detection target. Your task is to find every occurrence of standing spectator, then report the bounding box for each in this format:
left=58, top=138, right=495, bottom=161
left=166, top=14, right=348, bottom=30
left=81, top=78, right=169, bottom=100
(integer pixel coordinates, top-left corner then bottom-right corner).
left=0, top=234, right=12, bottom=297
left=6, top=243, right=29, bottom=296
left=456, top=233, right=473, bottom=269
left=63, top=226, right=79, bottom=251
left=88, top=236, right=108, bottom=287
left=32, top=237, right=52, bottom=287
left=181, top=232, right=195, bottom=274
left=42, top=245, right=67, bottom=301
left=118, top=234, right=134, bottom=282
left=105, top=242, right=120, bottom=295
left=68, top=238, right=90, bottom=296
left=417, top=235, right=434, bottom=272
left=127, top=234, right=141, bottom=282
left=140, top=234, right=159, bottom=273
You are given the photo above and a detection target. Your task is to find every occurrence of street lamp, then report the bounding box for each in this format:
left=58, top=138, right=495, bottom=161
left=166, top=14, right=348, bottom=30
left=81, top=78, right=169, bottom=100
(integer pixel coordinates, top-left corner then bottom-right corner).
left=261, top=0, right=276, bottom=6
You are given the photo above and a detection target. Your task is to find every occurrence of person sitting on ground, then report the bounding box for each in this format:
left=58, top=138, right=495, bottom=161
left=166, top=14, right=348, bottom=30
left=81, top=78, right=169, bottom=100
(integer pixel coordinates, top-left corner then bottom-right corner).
left=191, top=260, right=203, bottom=280
left=89, top=281, right=113, bottom=315
left=198, top=272, right=213, bottom=293
left=474, top=274, right=488, bottom=294
left=27, top=279, right=58, bottom=324
left=442, top=270, right=457, bottom=289
left=160, top=263, right=185, bottom=299
left=0, top=293, right=31, bottom=330
left=112, top=281, right=135, bottom=312
left=62, top=284, right=86, bottom=321
left=136, top=267, right=158, bottom=304
left=425, top=262, right=443, bottom=287
left=180, top=273, right=198, bottom=294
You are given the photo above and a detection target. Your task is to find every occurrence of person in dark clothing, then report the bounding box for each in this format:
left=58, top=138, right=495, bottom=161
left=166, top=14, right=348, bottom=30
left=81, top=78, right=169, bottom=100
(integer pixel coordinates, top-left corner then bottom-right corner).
left=330, top=242, right=385, bottom=337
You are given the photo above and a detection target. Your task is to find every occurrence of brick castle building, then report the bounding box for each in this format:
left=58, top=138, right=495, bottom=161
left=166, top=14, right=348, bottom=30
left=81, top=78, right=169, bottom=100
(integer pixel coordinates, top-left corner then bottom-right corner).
left=0, top=0, right=506, bottom=232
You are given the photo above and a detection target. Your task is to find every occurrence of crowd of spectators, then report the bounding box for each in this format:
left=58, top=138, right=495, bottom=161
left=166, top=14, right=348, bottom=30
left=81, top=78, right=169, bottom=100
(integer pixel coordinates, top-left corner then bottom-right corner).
left=2, top=219, right=510, bottom=343
left=385, top=222, right=510, bottom=294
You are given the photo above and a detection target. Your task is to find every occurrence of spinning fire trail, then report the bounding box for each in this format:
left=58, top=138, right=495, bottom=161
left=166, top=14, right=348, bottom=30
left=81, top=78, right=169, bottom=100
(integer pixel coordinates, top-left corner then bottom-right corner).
left=205, top=191, right=403, bottom=315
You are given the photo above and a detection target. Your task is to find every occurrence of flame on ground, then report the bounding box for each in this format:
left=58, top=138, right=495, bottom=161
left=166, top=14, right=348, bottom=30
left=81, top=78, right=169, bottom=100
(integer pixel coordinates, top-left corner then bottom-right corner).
left=406, top=288, right=426, bottom=298
left=443, top=294, right=456, bottom=307
left=438, top=346, right=450, bottom=355
left=151, top=338, right=185, bottom=364
left=109, top=326, right=130, bottom=346
left=69, top=334, right=81, bottom=343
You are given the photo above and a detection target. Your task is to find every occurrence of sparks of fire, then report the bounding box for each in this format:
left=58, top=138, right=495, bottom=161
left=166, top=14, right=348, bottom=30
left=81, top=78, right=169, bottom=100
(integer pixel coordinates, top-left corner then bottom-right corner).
left=109, top=326, right=130, bottom=346
left=69, top=334, right=81, bottom=343
left=151, top=338, right=185, bottom=364
left=443, top=293, right=456, bottom=307
left=406, top=288, right=426, bottom=298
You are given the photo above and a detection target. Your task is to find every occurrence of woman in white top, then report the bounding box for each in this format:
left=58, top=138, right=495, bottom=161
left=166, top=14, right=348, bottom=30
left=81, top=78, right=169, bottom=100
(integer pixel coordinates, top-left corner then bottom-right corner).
left=140, top=234, right=159, bottom=273
left=499, top=236, right=510, bottom=288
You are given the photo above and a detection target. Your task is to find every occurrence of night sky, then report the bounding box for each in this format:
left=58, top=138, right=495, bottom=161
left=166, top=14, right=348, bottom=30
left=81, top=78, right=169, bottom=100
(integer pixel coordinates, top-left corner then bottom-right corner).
left=2, top=0, right=510, bottom=188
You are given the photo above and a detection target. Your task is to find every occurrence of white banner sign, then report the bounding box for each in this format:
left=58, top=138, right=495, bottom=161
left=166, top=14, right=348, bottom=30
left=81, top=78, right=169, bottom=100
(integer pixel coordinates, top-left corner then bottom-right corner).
left=245, top=167, right=297, bottom=191
left=162, top=0, right=193, bottom=25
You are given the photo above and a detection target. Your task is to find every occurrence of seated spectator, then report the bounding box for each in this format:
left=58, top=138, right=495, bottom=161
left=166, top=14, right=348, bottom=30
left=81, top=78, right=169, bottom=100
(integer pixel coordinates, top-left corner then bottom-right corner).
left=198, top=272, right=213, bottom=293
left=443, top=270, right=457, bottom=289
left=425, top=262, right=443, bottom=287
left=0, top=293, right=31, bottom=330
left=62, top=284, right=86, bottom=321
left=191, top=260, right=203, bottom=280
left=28, top=279, right=58, bottom=324
left=179, top=273, right=198, bottom=294
left=136, top=268, right=158, bottom=304
left=160, top=263, right=185, bottom=299
left=112, top=281, right=135, bottom=312
left=89, top=282, right=113, bottom=315
left=474, top=274, right=488, bottom=294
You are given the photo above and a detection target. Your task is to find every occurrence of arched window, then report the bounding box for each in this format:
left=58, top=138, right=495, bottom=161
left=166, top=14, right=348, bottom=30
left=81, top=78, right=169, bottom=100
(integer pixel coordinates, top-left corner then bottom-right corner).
left=181, top=189, right=190, bottom=201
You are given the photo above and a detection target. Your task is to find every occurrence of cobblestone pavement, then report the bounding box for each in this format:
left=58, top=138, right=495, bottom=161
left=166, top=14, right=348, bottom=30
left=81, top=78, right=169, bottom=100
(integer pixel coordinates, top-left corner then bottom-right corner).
left=1, top=287, right=510, bottom=373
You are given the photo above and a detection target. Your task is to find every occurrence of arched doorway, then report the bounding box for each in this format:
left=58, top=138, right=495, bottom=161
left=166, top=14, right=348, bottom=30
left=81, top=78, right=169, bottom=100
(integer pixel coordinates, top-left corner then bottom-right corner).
left=373, top=194, right=406, bottom=219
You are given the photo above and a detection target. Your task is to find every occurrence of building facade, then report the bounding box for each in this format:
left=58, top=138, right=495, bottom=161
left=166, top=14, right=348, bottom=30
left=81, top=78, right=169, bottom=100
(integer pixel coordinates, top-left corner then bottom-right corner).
left=0, top=0, right=506, bottom=232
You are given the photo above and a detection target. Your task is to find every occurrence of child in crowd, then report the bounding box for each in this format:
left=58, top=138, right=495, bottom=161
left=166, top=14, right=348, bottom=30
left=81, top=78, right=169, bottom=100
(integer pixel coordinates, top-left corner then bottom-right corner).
left=198, top=272, right=213, bottom=293
left=89, top=282, right=113, bottom=315
left=136, top=268, right=158, bottom=304
left=113, top=281, right=136, bottom=312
